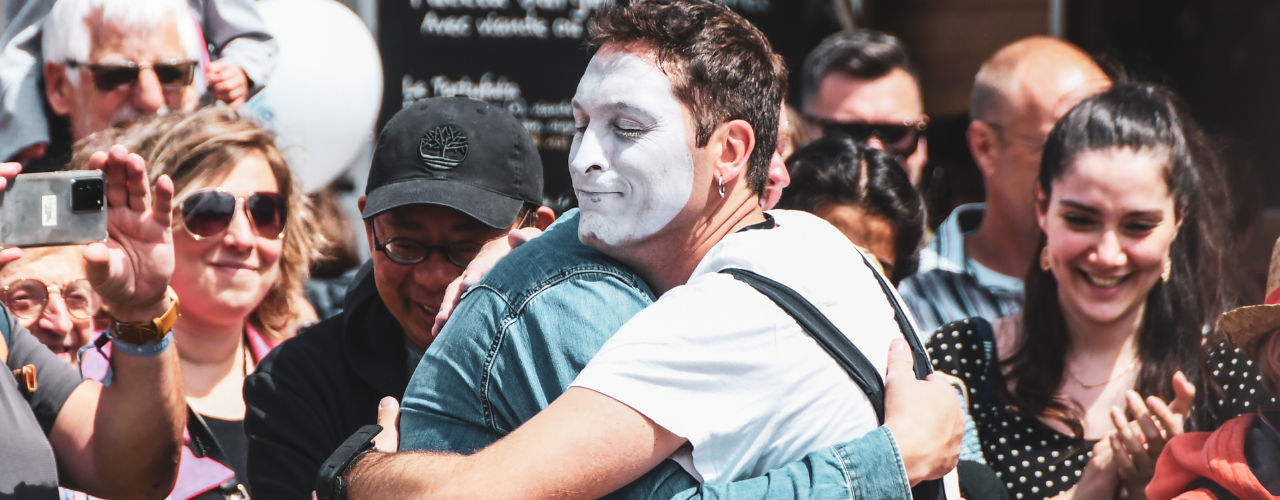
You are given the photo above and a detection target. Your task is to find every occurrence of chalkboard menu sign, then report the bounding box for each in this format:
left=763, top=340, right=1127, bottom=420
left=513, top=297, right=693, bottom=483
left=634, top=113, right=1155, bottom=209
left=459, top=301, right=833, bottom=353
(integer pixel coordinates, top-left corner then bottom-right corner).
left=378, top=0, right=840, bottom=199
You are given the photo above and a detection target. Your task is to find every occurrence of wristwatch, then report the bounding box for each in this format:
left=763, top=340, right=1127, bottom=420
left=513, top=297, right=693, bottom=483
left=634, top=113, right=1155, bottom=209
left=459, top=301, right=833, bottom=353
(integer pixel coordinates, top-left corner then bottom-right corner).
left=316, top=424, right=383, bottom=500
left=110, top=288, right=180, bottom=345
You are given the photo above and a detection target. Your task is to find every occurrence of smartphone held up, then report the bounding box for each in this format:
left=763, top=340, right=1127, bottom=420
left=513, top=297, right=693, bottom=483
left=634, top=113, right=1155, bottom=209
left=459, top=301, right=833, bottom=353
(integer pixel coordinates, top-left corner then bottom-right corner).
left=0, top=171, right=107, bottom=247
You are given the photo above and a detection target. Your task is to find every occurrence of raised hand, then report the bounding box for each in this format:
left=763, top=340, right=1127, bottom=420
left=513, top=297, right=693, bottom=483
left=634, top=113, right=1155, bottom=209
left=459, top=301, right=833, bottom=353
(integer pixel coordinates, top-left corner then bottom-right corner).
left=82, top=146, right=176, bottom=322
left=1109, top=371, right=1195, bottom=498
left=0, top=162, right=24, bottom=266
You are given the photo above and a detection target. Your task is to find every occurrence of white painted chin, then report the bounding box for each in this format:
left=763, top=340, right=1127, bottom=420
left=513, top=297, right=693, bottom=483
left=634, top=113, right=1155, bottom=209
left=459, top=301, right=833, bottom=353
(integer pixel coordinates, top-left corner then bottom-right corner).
left=578, top=210, right=643, bottom=248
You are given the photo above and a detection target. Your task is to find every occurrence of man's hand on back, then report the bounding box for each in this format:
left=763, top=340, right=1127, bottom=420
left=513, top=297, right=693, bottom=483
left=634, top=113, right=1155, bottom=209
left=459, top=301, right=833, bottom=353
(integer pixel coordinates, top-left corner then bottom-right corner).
left=883, top=339, right=963, bottom=485
left=431, top=227, right=543, bottom=337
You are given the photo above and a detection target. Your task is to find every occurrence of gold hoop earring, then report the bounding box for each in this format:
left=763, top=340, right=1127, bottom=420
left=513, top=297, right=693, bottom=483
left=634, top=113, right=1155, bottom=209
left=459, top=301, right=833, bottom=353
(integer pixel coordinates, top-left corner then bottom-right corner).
left=1040, top=246, right=1052, bottom=271
left=1161, top=259, right=1172, bottom=283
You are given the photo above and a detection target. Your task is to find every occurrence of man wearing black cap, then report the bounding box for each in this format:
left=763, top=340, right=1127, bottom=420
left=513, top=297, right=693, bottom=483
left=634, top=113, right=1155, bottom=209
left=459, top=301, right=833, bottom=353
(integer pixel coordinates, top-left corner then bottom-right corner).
left=242, top=96, right=554, bottom=499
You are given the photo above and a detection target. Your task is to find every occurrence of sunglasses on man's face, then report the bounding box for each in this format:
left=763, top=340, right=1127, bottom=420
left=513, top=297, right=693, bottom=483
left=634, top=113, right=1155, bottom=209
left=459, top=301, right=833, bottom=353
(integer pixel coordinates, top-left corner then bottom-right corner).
left=179, top=189, right=287, bottom=240
left=64, top=60, right=198, bottom=93
left=812, top=118, right=929, bottom=158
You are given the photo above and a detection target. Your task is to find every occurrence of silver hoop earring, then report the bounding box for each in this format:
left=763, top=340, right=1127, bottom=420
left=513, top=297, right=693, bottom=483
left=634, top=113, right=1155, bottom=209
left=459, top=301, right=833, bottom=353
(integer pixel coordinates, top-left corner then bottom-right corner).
left=717, top=177, right=725, bottom=198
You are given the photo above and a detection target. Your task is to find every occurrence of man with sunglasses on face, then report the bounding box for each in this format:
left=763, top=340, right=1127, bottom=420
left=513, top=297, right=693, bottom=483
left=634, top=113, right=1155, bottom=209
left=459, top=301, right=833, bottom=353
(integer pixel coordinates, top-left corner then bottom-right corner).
left=242, top=96, right=557, bottom=500
left=801, top=30, right=929, bottom=188
left=0, top=0, right=205, bottom=173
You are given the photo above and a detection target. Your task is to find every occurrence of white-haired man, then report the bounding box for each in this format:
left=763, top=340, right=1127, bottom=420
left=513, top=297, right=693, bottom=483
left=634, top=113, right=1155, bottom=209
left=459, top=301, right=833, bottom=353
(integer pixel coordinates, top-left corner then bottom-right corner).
left=0, top=0, right=210, bottom=171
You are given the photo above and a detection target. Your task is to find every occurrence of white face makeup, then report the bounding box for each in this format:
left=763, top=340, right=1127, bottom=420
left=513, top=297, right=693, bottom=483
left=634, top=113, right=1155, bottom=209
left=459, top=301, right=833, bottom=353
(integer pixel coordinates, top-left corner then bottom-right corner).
left=570, top=46, right=696, bottom=248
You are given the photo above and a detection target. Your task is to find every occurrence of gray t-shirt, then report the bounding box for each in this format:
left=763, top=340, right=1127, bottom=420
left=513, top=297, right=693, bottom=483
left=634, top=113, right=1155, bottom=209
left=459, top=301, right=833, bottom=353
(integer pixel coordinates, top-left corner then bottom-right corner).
left=1, top=308, right=86, bottom=499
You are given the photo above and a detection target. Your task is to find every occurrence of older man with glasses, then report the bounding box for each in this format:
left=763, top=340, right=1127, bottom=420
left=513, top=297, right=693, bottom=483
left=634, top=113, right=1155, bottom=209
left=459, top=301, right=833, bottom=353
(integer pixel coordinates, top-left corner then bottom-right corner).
left=0, top=0, right=208, bottom=172
left=0, top=245, right=103, bottom=365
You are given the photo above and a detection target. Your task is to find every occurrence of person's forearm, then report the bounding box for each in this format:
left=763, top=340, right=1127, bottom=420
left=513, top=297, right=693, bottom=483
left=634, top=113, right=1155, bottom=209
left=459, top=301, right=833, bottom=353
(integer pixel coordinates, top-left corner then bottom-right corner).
left=348, top=450, right=464, bottom=499
left=90, top=338, right=184, bottom=498
left=671, top=426, right=908, bottom=499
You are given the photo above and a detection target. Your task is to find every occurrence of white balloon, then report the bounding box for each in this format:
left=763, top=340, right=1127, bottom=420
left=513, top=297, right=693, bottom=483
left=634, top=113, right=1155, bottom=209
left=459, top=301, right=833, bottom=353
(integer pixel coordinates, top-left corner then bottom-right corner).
left=246, top=0, right=383, bottom=193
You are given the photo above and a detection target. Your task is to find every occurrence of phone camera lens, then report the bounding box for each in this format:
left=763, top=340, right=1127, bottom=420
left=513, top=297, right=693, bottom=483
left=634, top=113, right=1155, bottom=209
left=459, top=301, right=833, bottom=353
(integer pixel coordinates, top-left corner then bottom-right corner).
left=71, top=178, right=105, bottom=212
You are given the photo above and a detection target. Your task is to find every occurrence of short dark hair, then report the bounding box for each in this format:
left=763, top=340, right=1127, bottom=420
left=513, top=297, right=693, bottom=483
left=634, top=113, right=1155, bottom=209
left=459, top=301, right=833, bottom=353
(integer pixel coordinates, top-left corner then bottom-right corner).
left=777, top=136, right=924, bottom=283
left=801, top=29, right=918, bottom=112
left=587, top=0, right=785, bottom=194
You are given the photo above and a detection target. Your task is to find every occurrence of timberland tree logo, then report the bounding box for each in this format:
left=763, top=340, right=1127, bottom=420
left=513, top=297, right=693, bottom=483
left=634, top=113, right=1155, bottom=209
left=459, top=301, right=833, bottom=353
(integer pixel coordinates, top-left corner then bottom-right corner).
left=419, top=125, right=468, bottom=170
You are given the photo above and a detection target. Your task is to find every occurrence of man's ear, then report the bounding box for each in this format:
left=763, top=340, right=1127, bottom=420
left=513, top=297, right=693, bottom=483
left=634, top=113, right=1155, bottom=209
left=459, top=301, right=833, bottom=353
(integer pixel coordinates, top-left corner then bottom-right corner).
left=967, top=120, right=999, bottom=179
left=714, top=119, right=755, bottom=186
left=533, top=206, right=555, bottom=230
left=358, top=196, right=375, bottom=251
left=44, top=62, right=74, bottom=117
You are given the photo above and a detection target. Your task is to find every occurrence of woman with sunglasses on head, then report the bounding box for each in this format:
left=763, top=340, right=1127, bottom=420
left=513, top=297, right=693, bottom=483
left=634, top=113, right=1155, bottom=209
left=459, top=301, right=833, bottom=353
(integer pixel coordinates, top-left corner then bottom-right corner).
left=73, top=106, right=320, bottom=499
left=927, top=82, right=1275, bottom=499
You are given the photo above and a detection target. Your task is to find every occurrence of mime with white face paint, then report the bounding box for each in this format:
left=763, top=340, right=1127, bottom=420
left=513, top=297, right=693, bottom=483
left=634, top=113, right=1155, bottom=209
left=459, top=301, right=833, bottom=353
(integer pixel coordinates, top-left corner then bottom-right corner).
left=344, top=2, right=964, bottom=498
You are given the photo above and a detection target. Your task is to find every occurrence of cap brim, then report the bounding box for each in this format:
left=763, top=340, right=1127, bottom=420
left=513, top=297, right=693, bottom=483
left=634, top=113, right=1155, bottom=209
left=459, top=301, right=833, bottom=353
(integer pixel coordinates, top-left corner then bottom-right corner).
left=361, top=178, right=525, bottom=229
left=1217, top=303, right=1280, bottom=353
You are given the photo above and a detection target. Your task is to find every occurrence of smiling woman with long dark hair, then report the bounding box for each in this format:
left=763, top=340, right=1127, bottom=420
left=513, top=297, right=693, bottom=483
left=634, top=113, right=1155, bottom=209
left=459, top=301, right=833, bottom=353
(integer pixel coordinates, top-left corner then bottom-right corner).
left=928, top=82, right=1274, bottom=499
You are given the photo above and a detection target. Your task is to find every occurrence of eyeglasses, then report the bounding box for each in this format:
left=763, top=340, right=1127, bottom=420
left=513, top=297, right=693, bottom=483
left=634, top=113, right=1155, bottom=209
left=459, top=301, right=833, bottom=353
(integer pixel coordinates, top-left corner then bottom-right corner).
left=179, top=189, right=287, bottom=240
left=64, top=59, right=198, bottom=92
left=1, top=278, right=100, bottom=321
left=371, top=221, right=482, bottom=268
left=810, top=117, right=929, bottom=158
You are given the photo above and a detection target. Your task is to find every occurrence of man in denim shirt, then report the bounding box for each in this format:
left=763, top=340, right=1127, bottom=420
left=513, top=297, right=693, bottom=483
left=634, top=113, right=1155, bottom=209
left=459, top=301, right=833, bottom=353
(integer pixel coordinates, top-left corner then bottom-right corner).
left=387, top=209, right=953, bottom=498
left=341, top=2, right=962, bottom=498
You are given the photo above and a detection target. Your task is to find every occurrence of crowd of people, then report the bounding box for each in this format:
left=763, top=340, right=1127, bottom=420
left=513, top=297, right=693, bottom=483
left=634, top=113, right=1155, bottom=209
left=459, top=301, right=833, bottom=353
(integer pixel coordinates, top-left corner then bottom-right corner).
left=0, top=0, right=1277, bottom=499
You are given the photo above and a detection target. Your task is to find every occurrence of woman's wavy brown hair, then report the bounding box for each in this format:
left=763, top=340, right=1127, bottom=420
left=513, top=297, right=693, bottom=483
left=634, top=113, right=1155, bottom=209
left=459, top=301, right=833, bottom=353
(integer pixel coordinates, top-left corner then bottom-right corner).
left=71, top=107, right=324, bottom=341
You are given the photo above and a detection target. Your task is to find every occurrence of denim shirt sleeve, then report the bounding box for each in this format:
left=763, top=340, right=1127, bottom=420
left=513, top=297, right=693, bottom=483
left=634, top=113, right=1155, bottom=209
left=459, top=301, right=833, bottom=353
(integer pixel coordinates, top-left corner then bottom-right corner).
left=399, top=263, right=657, bottom=453
left=659, top=426, right=909, bottom=500
left=399, top=285, right=512, bottom=453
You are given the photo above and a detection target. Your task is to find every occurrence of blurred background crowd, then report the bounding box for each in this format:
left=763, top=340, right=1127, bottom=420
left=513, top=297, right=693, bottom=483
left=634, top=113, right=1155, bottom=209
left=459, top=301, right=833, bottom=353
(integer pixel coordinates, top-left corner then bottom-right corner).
left=3, top=0, right=1280, bottom=499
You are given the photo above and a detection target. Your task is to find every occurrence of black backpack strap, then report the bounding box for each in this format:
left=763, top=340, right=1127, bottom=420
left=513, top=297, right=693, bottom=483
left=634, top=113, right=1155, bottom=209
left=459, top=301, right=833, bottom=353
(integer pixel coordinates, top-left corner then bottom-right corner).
left=721, top=267, right=889, bottom=422
left=720, top=264, right=946, bottom=500
left=852, top=251, right=934, bottom=380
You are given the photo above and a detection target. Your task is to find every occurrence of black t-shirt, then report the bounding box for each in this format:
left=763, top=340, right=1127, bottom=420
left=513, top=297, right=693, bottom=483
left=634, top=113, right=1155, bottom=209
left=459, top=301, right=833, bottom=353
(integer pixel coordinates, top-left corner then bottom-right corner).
left=0, top=309, right=86, bottom=499
left=203, top=416, right=249, bottom=490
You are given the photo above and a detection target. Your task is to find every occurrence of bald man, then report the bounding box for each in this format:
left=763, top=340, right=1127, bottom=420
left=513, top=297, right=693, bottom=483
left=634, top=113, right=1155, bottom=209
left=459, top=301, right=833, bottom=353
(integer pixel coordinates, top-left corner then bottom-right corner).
left=898, top=36, right=1111, bottom=333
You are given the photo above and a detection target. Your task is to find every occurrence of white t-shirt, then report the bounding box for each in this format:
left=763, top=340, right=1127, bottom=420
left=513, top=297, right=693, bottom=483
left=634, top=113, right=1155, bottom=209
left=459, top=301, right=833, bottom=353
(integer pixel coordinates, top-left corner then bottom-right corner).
left=571, top=209, right=913, bottom=483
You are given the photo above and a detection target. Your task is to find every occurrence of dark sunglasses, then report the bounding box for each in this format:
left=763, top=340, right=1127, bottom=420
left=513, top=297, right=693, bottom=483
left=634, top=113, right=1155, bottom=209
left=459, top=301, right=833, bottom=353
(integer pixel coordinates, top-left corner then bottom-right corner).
left=64, top=59, right=198, bottom=92
left=811, top=117, right=929, bottom=158
left=1, top=278, right=100, bottom=321
left=179, top=189, right=287, bottom=240
left=371, top=221, right=482, bottom=269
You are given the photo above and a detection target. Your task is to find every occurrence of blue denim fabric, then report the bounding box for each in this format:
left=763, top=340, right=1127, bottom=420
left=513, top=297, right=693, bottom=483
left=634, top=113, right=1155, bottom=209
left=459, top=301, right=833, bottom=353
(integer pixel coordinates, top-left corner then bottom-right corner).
left=399, top=210, right=909, bottom=499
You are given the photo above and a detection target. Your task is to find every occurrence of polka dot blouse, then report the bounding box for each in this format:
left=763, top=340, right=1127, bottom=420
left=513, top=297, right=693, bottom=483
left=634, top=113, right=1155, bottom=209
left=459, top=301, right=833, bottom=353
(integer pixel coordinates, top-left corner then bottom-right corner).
left=927, top=318, right=1276, bottom=499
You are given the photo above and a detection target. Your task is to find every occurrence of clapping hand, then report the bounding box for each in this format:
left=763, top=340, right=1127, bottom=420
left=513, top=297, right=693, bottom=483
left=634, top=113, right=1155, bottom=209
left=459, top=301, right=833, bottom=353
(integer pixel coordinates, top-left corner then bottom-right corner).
left=1109, top=371, right=1196, bottom=499
left=82, top=146, right=176, bottom=322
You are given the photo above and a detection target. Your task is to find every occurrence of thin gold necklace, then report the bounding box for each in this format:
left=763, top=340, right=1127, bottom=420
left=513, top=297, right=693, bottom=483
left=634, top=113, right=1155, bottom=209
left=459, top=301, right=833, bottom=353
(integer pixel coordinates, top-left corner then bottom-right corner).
left=1065, top=357, right=1139, bottom=390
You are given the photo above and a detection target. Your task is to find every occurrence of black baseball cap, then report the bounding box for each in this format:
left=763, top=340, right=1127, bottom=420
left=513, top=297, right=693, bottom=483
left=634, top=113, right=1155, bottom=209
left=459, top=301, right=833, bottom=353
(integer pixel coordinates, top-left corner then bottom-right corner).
left=362, top=97, right=543, bottom=228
